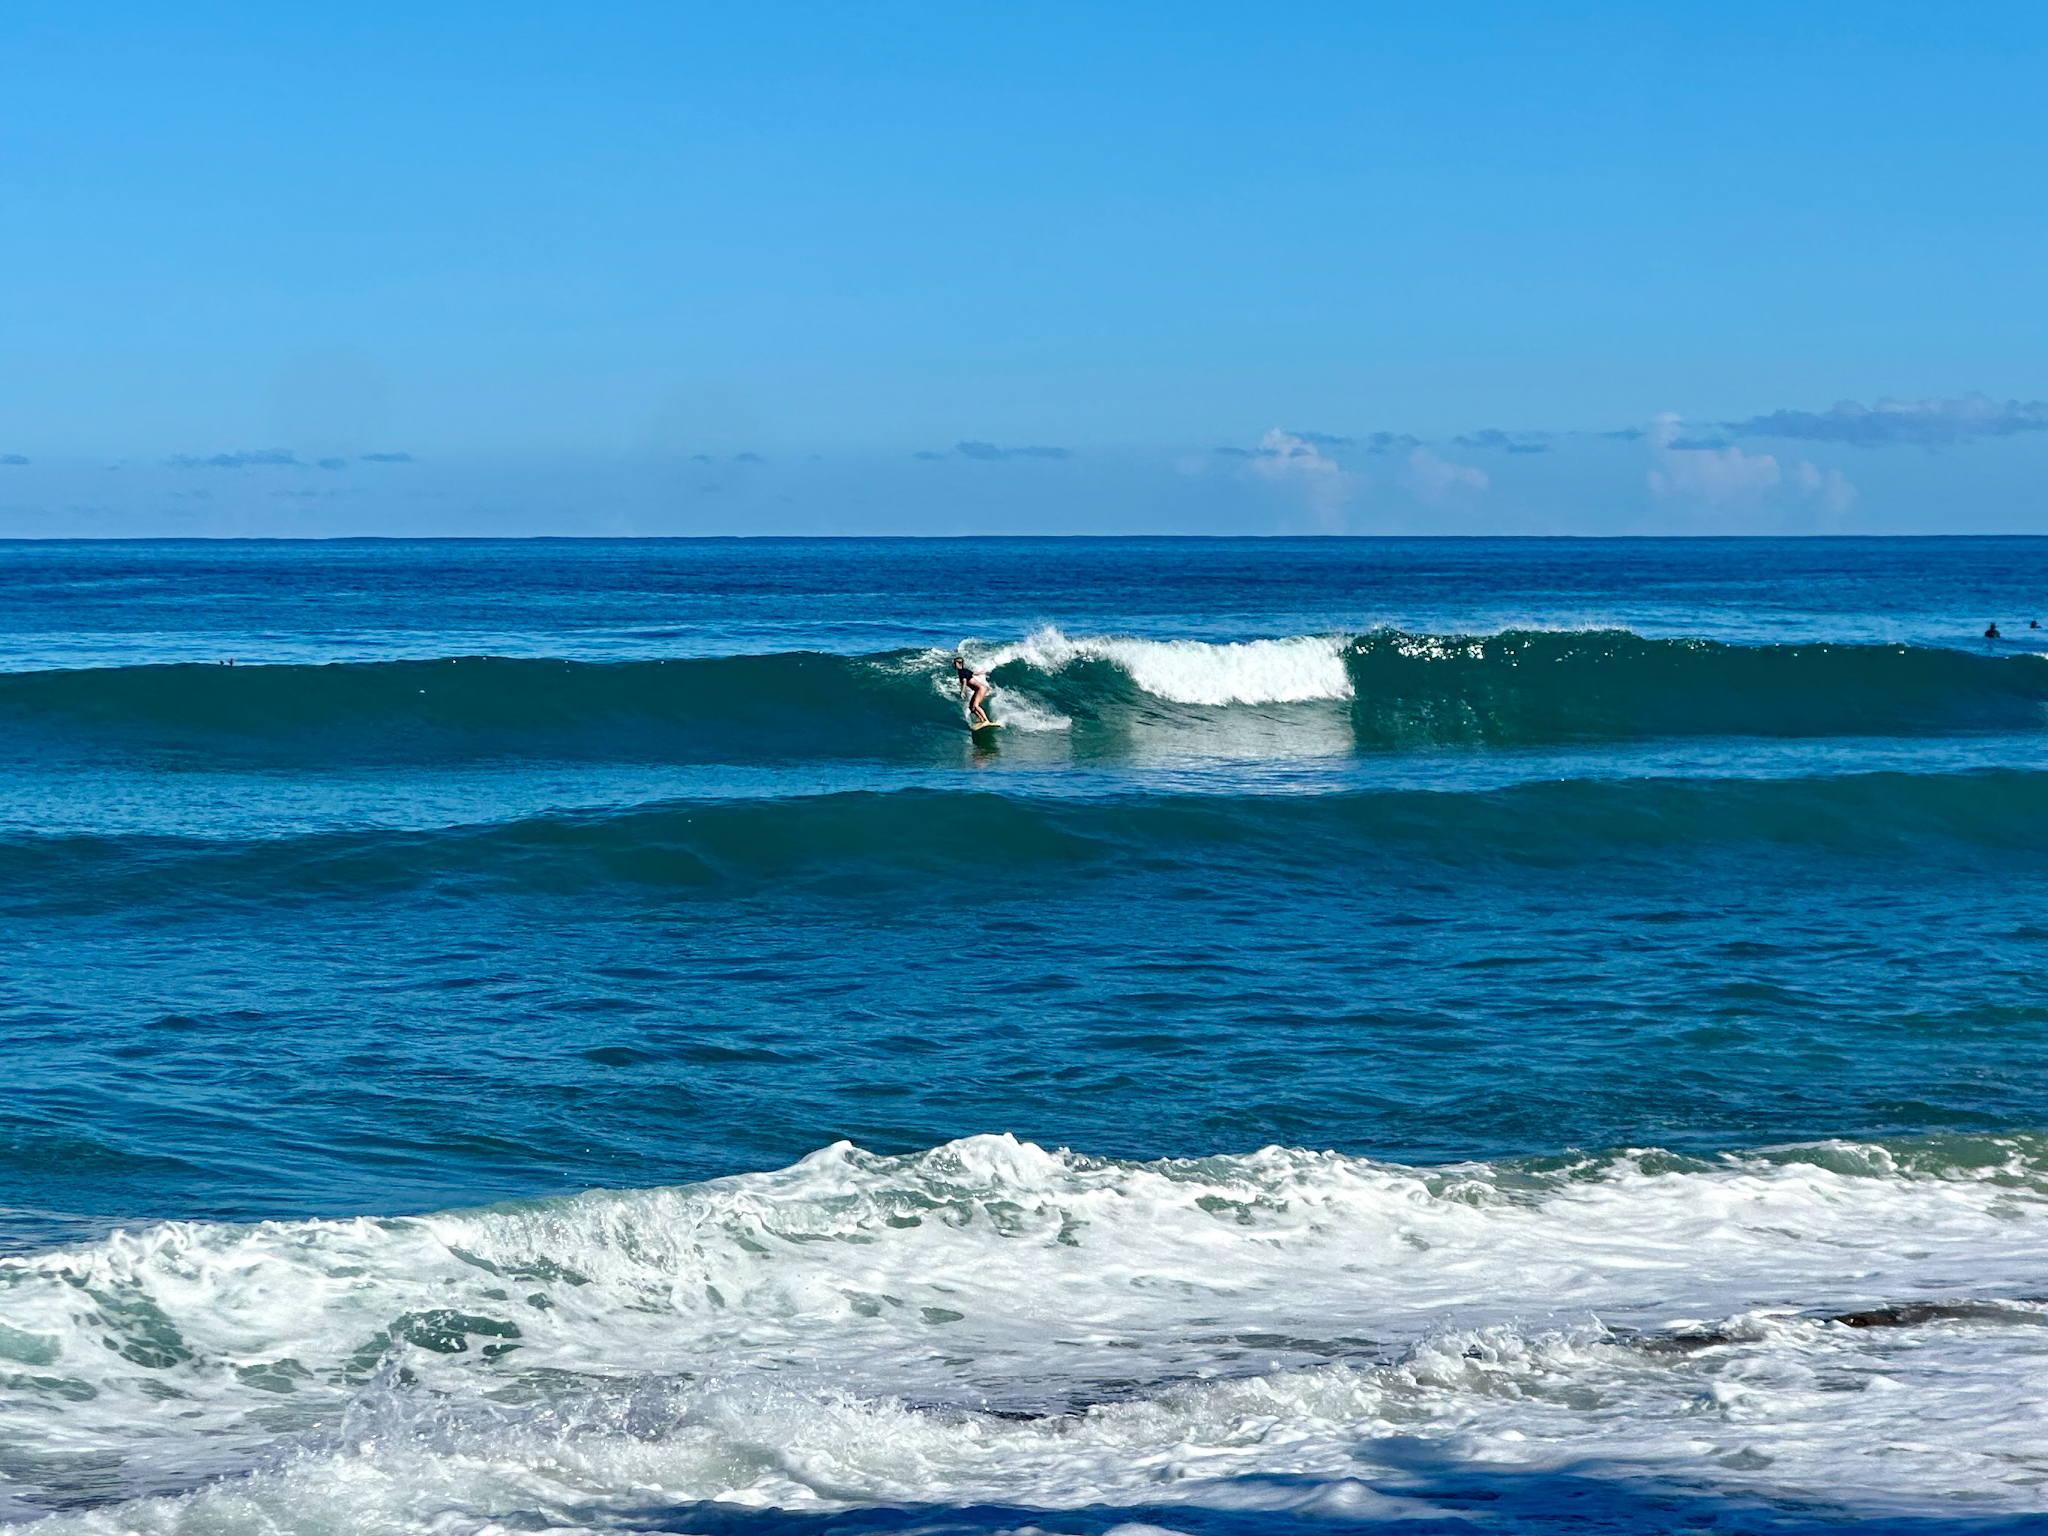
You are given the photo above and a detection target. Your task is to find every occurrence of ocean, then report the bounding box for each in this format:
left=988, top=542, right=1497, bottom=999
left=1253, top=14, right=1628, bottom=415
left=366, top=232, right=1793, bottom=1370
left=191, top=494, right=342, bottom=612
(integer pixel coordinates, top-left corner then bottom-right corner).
left=1, top=536, right=2045, bottom=1533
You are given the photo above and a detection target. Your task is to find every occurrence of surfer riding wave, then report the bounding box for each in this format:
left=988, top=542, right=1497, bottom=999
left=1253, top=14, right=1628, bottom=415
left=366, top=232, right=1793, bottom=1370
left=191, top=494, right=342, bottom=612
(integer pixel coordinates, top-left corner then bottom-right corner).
left=953, top=654, right=995, bottom=728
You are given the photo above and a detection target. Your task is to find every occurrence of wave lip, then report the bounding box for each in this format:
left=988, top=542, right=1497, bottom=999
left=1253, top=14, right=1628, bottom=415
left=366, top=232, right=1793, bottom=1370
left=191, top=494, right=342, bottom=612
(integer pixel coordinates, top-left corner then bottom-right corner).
left=974, top=626, right=1355, bottom=706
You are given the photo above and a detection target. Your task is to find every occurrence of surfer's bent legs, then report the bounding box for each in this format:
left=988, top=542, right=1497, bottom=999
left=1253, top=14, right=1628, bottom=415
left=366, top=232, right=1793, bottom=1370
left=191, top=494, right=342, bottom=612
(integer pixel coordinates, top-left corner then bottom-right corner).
left=954, top=656, right=994, bottom=724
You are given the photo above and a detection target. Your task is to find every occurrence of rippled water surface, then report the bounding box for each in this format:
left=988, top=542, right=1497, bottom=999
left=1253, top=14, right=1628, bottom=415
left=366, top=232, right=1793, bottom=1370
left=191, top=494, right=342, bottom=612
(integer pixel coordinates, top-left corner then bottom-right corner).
left=2, top=538, right=2045, bottom=1532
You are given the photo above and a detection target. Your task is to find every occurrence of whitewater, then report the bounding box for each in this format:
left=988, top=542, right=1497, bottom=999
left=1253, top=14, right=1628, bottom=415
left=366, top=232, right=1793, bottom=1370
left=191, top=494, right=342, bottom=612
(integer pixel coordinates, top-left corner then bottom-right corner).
left=3, top=537, right=2048, bottom=1532
left=7, top=1135, right=2047, bottom=1529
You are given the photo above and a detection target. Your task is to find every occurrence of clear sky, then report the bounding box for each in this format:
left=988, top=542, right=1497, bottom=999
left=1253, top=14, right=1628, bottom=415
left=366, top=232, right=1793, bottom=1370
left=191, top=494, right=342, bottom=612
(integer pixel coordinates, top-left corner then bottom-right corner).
left=3, top=1, right=2046, bottom=534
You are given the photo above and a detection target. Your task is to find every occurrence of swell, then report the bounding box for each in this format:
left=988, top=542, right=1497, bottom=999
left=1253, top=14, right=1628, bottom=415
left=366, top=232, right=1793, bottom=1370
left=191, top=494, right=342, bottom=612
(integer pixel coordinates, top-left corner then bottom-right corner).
left=0, top=652, right=960, bottom=764
left=8, top=770, right=2048, bottom=913
left=1338, top=629, right=2048, bottom=743
left=0, top=632, right=2042, bottom=763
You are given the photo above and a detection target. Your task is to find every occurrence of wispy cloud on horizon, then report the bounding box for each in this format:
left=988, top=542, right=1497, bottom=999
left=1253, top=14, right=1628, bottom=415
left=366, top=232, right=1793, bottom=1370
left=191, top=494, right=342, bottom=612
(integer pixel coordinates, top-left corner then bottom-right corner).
left=951, top=440, right=1072, bottom=461
left=167, top=450, right=301, bottom=469
left=1215, top=429, right=1418, bottom=459
left=163, top=447, right=420, bottom=469
left=1403, top=448, right=1489, bottom=507
left=1723, top=394, right=2048, bottom=447
left=1453, top=428, right=1551, bottom=454
left=1232, top=428, right=1363, bottom=531
left=913, top=441, right=1075, bottom=461
left=1646, top=413, right=1854, bottom=513
left=1360, top=431, right=1421, bottom=455
left=1647, top=414, right=1780, bottom=503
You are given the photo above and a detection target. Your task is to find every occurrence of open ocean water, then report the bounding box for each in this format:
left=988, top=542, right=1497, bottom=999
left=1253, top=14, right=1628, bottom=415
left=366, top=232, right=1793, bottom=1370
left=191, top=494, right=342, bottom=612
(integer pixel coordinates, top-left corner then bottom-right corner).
left=2, top=535, right=2047, bottom=1534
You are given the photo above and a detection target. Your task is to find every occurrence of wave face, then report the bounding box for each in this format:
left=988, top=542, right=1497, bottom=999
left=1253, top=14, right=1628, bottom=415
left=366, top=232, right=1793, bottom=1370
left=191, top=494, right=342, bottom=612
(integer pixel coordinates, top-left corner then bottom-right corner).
left=1339, top=628, right=2048, bottom=743
left=1, top=629, right=2043, bottom=764
left=4, top=1134, right=2046, bottom=1527
left=0, top=653, right=960, bottom=764
left=982, top=627, right=2048, bottom=741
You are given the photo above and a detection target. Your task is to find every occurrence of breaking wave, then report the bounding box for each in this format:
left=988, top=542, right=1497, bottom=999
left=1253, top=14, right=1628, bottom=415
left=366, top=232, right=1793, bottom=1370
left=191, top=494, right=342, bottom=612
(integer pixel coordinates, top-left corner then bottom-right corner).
left=4, top=1133, right=2046, bottom=1527
left=0, top=629, right=2042, bottom=764
left=971, top=629, right=1354, bottom=708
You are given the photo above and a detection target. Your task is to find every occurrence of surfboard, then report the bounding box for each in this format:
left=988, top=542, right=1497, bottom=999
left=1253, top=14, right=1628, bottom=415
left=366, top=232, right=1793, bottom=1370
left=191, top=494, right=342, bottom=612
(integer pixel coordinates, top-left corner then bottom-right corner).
left=969, top=719, right=1002, bottom=736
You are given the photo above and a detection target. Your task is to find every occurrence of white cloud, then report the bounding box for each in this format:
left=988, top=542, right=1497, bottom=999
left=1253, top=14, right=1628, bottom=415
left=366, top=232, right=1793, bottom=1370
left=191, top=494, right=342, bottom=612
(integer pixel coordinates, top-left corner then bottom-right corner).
left=1244, top=428, right=1360, bottom=532
left=1646, top=413, right=1781, bottom=503
left=1402, top=448, right=1488, bottom=507
left=1793, top=459, right=1857, bottom=513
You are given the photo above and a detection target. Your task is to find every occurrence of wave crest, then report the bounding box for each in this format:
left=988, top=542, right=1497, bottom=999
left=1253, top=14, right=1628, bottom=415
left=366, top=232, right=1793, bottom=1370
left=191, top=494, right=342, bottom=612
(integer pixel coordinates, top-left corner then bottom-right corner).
left=0, top=630, right=2041, bottom=764
left=1344, top=628, right=2048, bottom=744
left=974, top=627, right=1354, bottom=707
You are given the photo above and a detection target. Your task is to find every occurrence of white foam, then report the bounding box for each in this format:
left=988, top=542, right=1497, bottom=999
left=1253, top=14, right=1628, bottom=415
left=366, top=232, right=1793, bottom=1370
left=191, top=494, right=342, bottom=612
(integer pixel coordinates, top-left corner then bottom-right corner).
left=898, top=644, right=1073, bottom=732
left=971, top=628, right=1355, bottom=707
left=31, top=1314, right=2048, bottom=1533
left=7, top=1134, right=2048, bottom=1529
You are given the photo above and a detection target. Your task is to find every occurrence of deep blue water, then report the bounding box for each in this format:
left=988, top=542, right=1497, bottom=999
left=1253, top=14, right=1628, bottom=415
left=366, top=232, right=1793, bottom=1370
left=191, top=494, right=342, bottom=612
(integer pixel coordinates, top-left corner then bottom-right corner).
left=3, top=538, right=2047, bottom=1530
left=4, top=538, right=2047, bottom=1245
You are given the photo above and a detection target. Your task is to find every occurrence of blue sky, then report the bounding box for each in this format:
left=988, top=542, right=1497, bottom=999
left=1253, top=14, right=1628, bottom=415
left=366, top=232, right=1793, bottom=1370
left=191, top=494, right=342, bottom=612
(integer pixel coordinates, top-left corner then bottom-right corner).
left=3, top=1, right=2046, bottom=534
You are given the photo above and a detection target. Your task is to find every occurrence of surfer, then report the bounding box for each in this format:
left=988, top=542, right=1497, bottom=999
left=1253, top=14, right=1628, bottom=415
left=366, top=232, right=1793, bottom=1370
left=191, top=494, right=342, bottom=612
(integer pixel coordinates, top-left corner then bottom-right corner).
left=952, top=654, right=994, bottom=728
left=1986, top=622, right=2002, bottom=641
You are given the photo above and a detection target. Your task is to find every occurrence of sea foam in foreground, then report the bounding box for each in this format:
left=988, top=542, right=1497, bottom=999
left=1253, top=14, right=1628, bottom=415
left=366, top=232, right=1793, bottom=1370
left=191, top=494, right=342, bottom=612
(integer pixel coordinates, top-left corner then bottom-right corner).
left=5, top=1134, right=2046, bottom=1530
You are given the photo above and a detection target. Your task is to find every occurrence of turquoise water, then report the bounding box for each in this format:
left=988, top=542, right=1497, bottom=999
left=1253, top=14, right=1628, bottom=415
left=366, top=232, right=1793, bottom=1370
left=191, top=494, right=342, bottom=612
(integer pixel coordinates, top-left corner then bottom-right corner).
left=1, top=538, right=2045, bottom=1531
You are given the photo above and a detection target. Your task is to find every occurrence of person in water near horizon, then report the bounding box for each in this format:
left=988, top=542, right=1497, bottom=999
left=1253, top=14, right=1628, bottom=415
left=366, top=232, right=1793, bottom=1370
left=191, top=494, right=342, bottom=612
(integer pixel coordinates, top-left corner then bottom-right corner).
left=953, top=654, right=994, bottom=727
left=1987, top=622, right=2002, bottom=640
